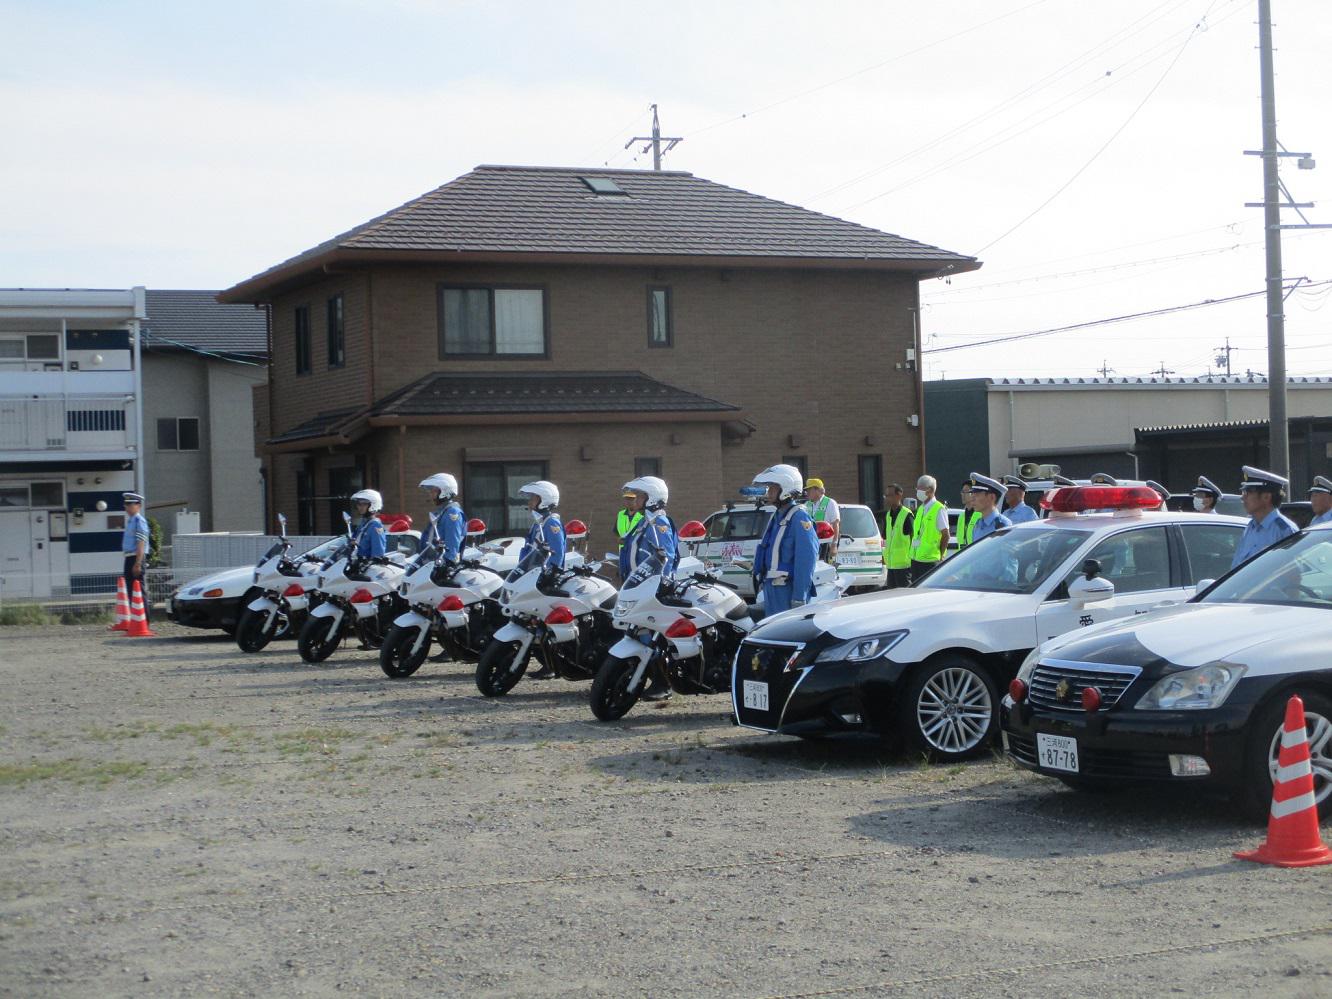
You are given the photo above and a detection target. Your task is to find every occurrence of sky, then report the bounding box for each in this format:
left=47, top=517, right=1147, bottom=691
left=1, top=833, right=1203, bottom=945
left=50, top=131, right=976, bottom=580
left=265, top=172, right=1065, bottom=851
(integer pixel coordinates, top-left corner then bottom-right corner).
left=2, top=0, right=1330, bottom=381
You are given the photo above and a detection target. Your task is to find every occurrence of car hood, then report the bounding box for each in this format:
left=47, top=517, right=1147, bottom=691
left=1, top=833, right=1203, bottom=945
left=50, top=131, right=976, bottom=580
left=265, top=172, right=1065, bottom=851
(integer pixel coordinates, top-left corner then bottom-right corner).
left=175, top=565, right=254, bottom=598
left=754, top=586, right=1034, bottom=643
left=1043, top=601, right=1332, bottom=672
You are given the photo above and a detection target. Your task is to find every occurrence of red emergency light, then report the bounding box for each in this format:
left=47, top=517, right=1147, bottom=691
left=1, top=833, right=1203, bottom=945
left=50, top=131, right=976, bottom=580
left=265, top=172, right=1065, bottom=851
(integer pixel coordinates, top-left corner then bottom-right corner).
left=349, top=588, right=376, bottom=604
left=564, top=520, right=588, bottom=541
left=815, top=521, right=835, bottom=541
left=544, top=605, right=576, bottom=626
left=466, top=518, right=486, bottom=536
left=1082, top=686, right=1103, bottom=713
left=1008, top=678, right=1028, bottom=703
left=665, top=617, right=699, bottom=639
left=679, top=520, right=707, bottom=541
left=437, top=595, right=465, bottom=612
left=376, top=513, right=413, bottom=533
left=282, top=583, right=305, bottom=598
left=1044, top=486, right=1161, bottom=514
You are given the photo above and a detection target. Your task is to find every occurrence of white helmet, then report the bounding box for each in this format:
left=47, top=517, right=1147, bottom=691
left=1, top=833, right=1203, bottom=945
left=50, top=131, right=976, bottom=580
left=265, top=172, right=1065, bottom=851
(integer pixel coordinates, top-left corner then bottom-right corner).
left=752, top=464, right=804, bottom=503
left=622, top=475, right=668, bottom=510
left=349, top=488, right=383, bottom=513
left=518, top=480, right=559, bottom=512
left=419, top=473, right=458, bottom=501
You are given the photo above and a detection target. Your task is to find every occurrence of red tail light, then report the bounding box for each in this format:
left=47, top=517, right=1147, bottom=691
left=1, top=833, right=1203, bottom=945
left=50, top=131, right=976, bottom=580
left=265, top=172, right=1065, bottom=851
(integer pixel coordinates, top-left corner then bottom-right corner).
left=282, top=583, right=305, bottom=598
left=437, top=595, right=465, bottom=612
left=1048, top=486, right=1161, bottom=513
left=349, top=588, right=376, bottom=604
left=466, top=518, right=486, bottom=536
left=1082, top=686, right=1102, bottom=713
left=815, top=521, right=835, bottom=541
left=679, top=520, right=707, bottom=541
left=545, top=605, right=576, bottom=625
left=665, top=617, right=699, bottom=639
left=1008, top=678, right=1028, bottom=703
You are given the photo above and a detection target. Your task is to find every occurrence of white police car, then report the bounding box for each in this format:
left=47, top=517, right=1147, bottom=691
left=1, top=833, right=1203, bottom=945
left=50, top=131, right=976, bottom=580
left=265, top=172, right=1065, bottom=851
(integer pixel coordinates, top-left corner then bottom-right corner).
left=1003, top=521, right=1332, bottom=819
left=731, top=484, right=1248, bottom=761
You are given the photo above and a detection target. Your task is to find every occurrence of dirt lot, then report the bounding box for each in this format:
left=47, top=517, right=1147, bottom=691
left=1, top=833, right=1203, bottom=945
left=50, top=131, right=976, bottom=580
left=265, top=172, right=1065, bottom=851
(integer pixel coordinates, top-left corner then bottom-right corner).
left=1, top=622, right=1329, bottom=998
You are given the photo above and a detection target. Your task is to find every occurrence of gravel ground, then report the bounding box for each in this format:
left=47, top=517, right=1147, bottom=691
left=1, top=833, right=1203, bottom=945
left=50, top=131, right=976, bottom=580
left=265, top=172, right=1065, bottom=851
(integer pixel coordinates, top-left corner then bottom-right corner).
left=1, top=622, right=1329, bottom=998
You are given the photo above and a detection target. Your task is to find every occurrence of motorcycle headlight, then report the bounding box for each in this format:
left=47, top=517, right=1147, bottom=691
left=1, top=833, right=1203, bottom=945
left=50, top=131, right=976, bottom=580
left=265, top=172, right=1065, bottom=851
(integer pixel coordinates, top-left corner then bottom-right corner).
left=1135, top=663, right=1246, bottom=711
left=817, top=631, right=908, bottom=664
left=613, top=600, right=637, bottom=618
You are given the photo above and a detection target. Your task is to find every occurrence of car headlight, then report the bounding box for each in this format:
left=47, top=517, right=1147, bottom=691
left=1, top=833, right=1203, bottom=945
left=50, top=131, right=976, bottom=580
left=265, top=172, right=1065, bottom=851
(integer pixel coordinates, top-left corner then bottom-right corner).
left=818, top=631, right=908, bottom=663
left=1016, top=647, right=1043, bottom=683
left=1135, top=663, right=1247, bottom=711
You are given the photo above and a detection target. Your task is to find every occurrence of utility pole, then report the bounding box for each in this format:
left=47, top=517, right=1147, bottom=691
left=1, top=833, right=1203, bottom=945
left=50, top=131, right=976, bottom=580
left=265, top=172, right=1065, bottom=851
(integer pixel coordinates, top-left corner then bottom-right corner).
left=626, top=104, right=682, bottom=171
left=1151, top=362, right=1175, bottom=379
left=1214, top=337, right=1235, bottom=377
left=1096, top=360, right=1115, bottom=379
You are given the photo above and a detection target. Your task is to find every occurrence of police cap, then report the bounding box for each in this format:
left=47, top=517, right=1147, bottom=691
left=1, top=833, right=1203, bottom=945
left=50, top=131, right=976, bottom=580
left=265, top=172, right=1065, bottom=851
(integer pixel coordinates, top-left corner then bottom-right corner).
left=1239, top=466, right=1288, bottom=493
left=969, top=473, right=1006, bottom=498
left=1310, top=475, right=1332, bottom=495
left=1192, top=476, right=1222, bottom=500
left=122, top=492, right=145, bottom=504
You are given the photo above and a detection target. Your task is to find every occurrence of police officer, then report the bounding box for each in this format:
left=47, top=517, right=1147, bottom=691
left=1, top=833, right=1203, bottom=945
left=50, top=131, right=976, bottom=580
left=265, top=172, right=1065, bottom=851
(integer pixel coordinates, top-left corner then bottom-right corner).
left=121, top=492, right=151, bottom=621
left=1231, top=466, right=1298, bottom=569
left=518, top=480, right=565, bottom=569
left=615, top=497, right=643, bottom=553
left=967, top=474, right=1012, bottom=542
left=882, top=484, right=914, bottom=589
left=1309, top=475, right=1332, bottom=526
left=1001, top=475, right=1039, bottom=524
left=618, top=476, right=677, bottom=579
left=1192, top=476, right=1222, bottom=513
left=349, top=489, right=388, bottom=559
left=804, top=477, right=841, bottom=556
left=419, top=473, right=466, bottom=563
left=752, top=464, right=819, bottom=614
left=956, top=481, right=981, bottom=549
left=909, top=475, right=950, bottom=580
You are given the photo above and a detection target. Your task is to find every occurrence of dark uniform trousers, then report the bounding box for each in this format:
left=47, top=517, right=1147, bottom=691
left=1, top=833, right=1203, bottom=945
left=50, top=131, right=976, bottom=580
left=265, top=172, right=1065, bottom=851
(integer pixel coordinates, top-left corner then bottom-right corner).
left=123, top=555, right=148, bottom=622
left=887, top=567, right=912, bottom=589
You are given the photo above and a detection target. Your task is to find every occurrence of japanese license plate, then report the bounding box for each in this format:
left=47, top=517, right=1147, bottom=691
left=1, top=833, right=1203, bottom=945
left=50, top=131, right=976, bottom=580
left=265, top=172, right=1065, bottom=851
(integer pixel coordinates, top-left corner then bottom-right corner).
left=742, top=680, right=769, bottom=711
left=836, top=553, right=862, bottom=567
left=1036, top=733, right=1079, bottom=773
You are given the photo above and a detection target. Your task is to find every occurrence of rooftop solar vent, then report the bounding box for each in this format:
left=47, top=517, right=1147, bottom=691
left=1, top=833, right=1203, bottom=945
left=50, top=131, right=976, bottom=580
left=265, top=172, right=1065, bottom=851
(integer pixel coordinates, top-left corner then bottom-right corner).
left=581, top=176, right=626, bottom=195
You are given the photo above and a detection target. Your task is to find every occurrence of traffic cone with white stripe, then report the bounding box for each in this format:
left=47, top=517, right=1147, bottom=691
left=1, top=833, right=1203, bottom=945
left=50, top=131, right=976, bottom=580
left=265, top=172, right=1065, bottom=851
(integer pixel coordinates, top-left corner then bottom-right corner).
left=1235, top=695, right=1332, bottom=868
left=123, top=580, right=156, bottom=638
left=108, top=577, right=130, bottom=632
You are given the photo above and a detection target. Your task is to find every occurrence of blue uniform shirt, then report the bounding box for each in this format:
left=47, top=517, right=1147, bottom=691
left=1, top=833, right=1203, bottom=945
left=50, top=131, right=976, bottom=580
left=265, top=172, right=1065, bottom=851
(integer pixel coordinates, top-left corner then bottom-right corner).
left=753, top=503, right=819, bottom=613
left=1312, top=509, right=1332, bottom=526
left=619, top=509, right=678, bottom=578
left=520, top=512, right=566, bottom=569
left=1003, top=502, right=1038, bottom=525
left=435, top=501, right=466, bottom=562
left=971, top=509, right=1011, bottom=543
left=1232, top=507, right=1298, bottom=568
left=122, top=511, right=151, bottom=556
left=355, top=517, right=387, bottom=559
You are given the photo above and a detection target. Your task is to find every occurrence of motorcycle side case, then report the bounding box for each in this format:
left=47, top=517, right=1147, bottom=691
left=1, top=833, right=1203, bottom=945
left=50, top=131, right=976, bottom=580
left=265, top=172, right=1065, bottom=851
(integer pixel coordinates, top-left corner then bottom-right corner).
left=667, top=634, right=703, bottom=659
left=439, top=609, right=468, bottom=630
left=546, top=621, right=577, bottom=644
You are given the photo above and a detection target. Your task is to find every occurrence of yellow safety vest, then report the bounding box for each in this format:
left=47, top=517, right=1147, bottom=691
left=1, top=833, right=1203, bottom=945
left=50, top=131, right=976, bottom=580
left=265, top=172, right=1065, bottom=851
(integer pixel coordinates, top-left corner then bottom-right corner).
left=616, top=509, right=643, bottom=550
left=957, top=509, right=982, bottom=548
left=911, top=498, right=945, bottom=564
left=883, top=506, right=912, bottom=569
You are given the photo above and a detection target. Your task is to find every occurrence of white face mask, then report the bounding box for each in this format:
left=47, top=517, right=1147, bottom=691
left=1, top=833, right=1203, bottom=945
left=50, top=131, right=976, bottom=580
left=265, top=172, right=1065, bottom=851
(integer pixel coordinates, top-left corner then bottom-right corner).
left=1192, top=496, right=1207, bottom=511
left=530, top=509, right=544, bottom=524
left=916, top=489, right=929, bottom=503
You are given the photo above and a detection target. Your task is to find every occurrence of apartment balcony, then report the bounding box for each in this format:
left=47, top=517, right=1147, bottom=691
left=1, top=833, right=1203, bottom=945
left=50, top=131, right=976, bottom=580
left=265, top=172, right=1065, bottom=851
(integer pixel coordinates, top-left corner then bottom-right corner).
left=0, top=394, right=137, bottom=462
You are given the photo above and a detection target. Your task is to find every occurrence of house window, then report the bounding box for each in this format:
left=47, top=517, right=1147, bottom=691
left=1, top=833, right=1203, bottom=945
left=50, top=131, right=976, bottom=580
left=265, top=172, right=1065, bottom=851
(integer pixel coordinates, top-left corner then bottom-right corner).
left=294, top=305, right=311, bottom=375
left=326, top=294, right=345, bottom=369
left=634, top=457, right=662, bottom=478
left=858, top=454, right=883, bottom=508
left=157, top=417, right=201, bottom=452
left=782, top=455, right=808, bottom=479
left=0, top=485, right=28, bottom=508
left=30, top=482, right=64, bottom=508
left=464, top=461, right=547, bottom=535
left=328, top=465, right=365, bottom=535
left=295, top=467, right=315, bottom=535
left=647, top=287, right=672, bottom=347
left=438, top=287, right=546, bottom=357
left=0, top=334, right=60, bottom=363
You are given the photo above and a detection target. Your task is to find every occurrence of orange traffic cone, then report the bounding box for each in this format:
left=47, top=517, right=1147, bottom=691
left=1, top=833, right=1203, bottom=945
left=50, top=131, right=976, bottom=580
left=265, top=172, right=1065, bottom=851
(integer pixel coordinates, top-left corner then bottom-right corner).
left=1235, top=695, right=1332, bottom=868
left=124, top=580, right=156, bottom=638
left=108, top=577, right=130, bottom=632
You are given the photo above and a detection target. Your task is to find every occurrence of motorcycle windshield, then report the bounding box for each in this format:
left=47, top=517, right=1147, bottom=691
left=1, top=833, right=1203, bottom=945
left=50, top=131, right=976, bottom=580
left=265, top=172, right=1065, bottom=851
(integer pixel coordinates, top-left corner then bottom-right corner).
left=505, top=546, right=546, bottom=584
left=258, top=541, right=284, bottom=563
left=412, top=544, right=439, bottom=569
left=624, top=552, right=665, bottom=589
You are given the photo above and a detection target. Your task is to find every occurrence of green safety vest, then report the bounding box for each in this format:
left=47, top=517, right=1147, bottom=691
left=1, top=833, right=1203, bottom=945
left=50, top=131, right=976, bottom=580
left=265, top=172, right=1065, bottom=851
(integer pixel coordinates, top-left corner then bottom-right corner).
left=883, top=506, right=912, bottom=570
left=911, top=498, right=945, bottom=564
left=806, top=495, right=832, bottom=522
left=616, top=508, right=643, bottom=550
left=957, top=509, right=982, bottom=548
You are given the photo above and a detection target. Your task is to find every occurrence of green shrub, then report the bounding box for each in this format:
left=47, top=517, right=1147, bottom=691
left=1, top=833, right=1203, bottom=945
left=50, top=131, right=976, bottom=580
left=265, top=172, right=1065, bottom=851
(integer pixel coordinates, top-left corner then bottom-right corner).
left=0, top=605, right=55, bottom=626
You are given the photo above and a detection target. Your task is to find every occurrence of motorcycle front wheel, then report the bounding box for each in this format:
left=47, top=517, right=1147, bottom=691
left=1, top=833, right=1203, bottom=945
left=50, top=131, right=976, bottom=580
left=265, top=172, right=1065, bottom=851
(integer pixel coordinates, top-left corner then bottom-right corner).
left=590, top=655, right=643, bottom=722
left=379, top=624, right=430, bottom=679
left=235, top=606, right=281, bottom=653
left=298, top=615, right=341, bottom=664
left=475, top=638, right=530, bottom=697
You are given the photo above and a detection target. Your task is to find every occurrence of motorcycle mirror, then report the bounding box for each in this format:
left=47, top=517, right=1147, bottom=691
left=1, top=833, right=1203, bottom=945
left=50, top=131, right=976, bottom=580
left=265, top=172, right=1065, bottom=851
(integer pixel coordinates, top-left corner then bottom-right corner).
left=277, top=512, right=287, bottom=537
left=342, top=510, right=353, bottom=534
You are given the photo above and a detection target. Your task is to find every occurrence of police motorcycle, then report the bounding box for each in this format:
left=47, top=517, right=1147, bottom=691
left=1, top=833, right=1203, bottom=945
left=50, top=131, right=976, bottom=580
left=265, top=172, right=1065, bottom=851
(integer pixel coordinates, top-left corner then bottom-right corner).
left=234, top=513, right=329, bottom=653
left=474, top=520, right=620, bottom=697
left=379, top=516, right=507, bottom=678
left=297, top=511, right=410, bottom=663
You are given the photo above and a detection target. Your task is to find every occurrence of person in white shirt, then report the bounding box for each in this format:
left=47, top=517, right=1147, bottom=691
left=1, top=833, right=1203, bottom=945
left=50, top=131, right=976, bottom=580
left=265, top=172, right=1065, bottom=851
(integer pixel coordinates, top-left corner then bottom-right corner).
left=804, top=477, right=841, bottom=555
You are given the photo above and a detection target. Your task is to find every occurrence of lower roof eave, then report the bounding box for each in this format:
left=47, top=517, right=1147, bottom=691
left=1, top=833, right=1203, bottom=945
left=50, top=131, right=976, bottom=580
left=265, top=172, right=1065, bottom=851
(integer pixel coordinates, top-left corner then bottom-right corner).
left=366, top=410, right=741, bottom=428
left=262, top=433, right=350, bottom=454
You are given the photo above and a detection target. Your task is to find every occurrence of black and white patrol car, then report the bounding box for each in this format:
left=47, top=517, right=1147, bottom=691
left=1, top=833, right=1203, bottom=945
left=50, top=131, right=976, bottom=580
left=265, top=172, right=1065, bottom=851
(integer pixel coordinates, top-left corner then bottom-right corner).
left=731, top=485, right=1247, bottom=761
left=1003, top=523, right=1332, bottom=819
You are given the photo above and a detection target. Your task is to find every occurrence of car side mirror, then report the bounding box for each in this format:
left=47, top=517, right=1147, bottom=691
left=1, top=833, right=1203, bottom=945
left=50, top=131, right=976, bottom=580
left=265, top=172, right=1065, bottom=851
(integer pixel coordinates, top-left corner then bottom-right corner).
left=1082, top=558, right=1102, bottom=580
left=1195, top=578, right=1215, bottom=594
left=1068, top=573, right=1114, bottom=606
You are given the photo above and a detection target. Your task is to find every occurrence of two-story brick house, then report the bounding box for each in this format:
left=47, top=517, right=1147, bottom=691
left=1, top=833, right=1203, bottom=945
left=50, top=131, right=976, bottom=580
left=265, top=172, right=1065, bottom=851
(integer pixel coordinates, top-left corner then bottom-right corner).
left=220, top=166, right=977, bottom=541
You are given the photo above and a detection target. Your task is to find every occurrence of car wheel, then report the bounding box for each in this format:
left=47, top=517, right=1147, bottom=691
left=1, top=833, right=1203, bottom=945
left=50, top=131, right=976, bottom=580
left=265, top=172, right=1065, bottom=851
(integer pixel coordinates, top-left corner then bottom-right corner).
left=1236, top=691, right=1332, bottom=823
left=899, top=654, right=998, bottom=762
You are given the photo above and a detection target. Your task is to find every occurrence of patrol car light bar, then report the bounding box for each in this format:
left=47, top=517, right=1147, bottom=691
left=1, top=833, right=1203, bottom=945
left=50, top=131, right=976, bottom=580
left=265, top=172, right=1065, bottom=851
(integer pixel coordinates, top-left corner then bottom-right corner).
left=1043, top=486, right=1161, bottom=513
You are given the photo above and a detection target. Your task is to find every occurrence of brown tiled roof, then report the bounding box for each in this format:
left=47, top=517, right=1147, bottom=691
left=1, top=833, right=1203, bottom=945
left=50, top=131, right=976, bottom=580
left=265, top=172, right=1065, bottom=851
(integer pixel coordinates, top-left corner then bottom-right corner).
left=372, top=371, right=738, bottom=417
left=266, top=407, right=363, bottom=446
left=222, top=165, right=978, bottom=302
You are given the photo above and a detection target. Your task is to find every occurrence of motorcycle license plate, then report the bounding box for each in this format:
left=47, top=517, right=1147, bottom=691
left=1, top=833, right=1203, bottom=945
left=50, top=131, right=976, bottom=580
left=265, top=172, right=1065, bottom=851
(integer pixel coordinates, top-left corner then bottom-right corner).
left=1036, top=733, right=1079, bottom=773
left=742, top=680, right=769, bottom=711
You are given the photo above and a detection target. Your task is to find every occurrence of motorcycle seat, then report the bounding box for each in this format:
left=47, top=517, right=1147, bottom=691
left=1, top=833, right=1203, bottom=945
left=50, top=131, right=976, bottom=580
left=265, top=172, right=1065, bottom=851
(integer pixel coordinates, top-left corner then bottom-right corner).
left=741, top=605, right=765, bottom=623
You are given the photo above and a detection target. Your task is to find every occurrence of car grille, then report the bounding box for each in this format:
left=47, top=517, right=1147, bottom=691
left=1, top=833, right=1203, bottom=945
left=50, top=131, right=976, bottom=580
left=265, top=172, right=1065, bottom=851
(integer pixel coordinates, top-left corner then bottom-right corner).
left=1006, top=733, right=1172, bottom=779
left=732, top=640, right=806, bottom=732
left=1028, top=659, right=1141, bottom=712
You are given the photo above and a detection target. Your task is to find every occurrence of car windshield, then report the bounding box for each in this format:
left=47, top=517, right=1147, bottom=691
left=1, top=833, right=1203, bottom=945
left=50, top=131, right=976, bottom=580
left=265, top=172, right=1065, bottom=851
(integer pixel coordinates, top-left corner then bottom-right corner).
left=920, top=526, right=1092, bottom=594
left=705, top=508, right=772, bottom=542
left=505, top=545, right=546, bottom=583
left=839, top=507, right=879, bottom=539
left=624, top=551, right=666, bottom=588
left=1201, top=531, right=1332, bottom=609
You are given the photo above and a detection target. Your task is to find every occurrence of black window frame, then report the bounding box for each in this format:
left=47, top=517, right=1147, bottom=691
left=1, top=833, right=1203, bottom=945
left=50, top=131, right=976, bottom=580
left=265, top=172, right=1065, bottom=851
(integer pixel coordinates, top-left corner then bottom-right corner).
left=326, top=293, right=345, bottom=369
left=295, top=466, right=315, bottom=535
left=782, top=455, right=808, bottom=479
left=634, top=457, right=662, bottom=478
left=437, top=284, right=550, bottom=359
left=647, top=286, right=672, bottom=348
left=858, top=454, right=883, bottom=508
left=464, top=460, right=550, bottom=535
left=294, top=304, right=312, bottom=375
left=156, top=417, right=201, bottom=452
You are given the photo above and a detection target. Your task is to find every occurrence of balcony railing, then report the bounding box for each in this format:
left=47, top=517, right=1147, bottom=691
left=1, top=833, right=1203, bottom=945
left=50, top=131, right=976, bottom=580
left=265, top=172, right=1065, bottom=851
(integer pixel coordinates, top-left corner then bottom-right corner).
left=0, top=395, right=135, bottom=452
